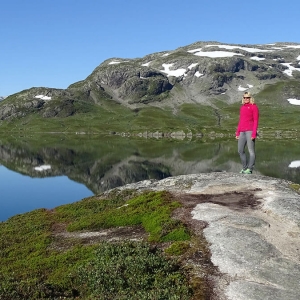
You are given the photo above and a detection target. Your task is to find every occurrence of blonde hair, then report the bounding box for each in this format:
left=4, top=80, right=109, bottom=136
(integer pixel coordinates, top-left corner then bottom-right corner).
left=242, top=92, right=255, bottom=104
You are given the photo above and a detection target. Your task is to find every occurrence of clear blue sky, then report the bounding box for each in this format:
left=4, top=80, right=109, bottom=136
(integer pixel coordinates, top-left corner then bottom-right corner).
left=1, top=0, right=299, bottom=96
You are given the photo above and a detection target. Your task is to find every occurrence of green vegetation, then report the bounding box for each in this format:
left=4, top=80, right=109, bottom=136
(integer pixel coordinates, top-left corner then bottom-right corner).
left=255, top=81, right=300, bottom=132
left=1, top=79, right=300, bottom=137
left=56, top=190, right=190, bottom=242
left=290, top=183, right=300, bottom=193
left=0, top=190, right=195, bottom=299
left=76, top=242, right=192, bottom=299
left=165, top=241, right=191, bottom=256
left=0, top=102, right=220, bottom=135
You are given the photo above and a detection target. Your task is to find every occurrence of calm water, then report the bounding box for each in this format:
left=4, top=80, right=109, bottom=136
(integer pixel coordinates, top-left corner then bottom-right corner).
left=1, top=135, right=299, bottom=221
left=0, top=166, right=93, bottom=221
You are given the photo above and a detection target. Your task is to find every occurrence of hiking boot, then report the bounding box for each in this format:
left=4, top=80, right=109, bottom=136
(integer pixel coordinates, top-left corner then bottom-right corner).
left=240, top=169, right=246, bottom=174
left=243, top=168, right=252, bottom=174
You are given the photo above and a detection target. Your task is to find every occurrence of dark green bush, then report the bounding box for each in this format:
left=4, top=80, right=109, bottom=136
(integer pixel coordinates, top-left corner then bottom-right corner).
left=76, top=241, right=193, bottom=299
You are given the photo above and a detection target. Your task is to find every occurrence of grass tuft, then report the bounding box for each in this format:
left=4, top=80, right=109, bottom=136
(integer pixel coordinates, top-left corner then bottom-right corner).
left=56, top=190, right=190, bottom=242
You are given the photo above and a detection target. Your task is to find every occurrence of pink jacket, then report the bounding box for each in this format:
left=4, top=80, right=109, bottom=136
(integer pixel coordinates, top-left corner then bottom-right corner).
left=236, top=103, right=259, bottom=138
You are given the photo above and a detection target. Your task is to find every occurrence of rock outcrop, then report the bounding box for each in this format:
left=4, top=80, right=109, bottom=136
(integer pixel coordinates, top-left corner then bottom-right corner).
left=113, top=172, right=300, bottom=300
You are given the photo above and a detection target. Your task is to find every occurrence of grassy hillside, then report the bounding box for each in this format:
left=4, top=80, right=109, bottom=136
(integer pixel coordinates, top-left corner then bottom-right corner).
left=0, top=81, right=300, bottom=137
left=0, top=189, right=213, bottom=299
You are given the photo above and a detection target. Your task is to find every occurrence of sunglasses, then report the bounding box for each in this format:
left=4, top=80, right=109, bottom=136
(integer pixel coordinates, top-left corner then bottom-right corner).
left=243, top=97, right=251, bottom=99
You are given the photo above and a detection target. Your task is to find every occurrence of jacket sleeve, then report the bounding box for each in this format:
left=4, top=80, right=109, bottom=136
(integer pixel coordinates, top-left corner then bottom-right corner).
left=251, top=105, right=259, bottom=138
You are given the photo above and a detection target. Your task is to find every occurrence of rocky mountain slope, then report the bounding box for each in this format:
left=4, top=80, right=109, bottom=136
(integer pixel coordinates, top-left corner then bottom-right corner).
left=0, top=41, right=300, bottom=130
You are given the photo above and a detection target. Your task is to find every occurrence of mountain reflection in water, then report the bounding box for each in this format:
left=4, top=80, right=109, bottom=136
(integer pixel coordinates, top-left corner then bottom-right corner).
left=0, top=166, right=93, bottom=221
left=0, top=135, right=299, bottom=220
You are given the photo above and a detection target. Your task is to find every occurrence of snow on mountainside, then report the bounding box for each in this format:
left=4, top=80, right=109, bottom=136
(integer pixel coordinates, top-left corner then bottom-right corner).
left=108, top=42, right=300, bottom=83
left=88, top=41, right=300, bottom=106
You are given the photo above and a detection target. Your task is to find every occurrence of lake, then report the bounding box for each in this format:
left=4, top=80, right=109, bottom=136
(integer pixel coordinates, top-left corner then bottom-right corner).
left=1, top=134, right=299, bottom=221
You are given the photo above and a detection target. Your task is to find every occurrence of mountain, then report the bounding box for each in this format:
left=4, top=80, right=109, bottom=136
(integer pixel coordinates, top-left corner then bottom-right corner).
left=0, top=96, right=6, bottom=101
left=1, top=41, right=300, bottom=134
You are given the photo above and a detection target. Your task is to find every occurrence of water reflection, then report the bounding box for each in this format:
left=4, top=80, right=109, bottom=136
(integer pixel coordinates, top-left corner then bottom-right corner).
left=0, top=135, right=299, bottom=220
left=0, top=165, right=93, bottom=221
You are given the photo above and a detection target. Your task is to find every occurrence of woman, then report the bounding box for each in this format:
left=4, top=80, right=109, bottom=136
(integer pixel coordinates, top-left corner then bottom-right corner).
left=235, top=91, right=259, bottom=174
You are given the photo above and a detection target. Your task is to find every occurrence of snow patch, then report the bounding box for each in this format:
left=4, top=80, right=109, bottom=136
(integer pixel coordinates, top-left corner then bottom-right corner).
left=160, top=63, right=186, bottom=77
left=281, top=63, right=300, bottom=77
left=188, top=63, right=198, bottom=70
left=205, top=44, right=273, bottom=53
left=195, top=71, right=204, bottom=78
left=287, top=98, right=300, bottom=105
left=238, top=86, right=248, bottom=91
left=289, top=161, right=300, bottom=168
left=193, top=50, right=243, bottom=58
left=238, top=84, right=253, bottom=91
left=35, top=95, right=52, bottom=100
left=251, top=56, right=265, bottom=61
left=34, top=165, right=51, bottom=171
left=283, top=45, right=300, bottom=49
left=187, top=48, right=202, bottom=53
left=108, top=61, right=121, bottom=65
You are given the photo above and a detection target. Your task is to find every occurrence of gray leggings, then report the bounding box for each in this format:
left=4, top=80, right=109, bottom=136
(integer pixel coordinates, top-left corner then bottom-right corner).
left=238, top=131, right=256, bottom=170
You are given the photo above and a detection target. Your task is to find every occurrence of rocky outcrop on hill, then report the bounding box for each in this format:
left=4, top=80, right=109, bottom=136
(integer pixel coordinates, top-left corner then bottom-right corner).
left=112, top=173, right=300, bottom=300
left=1, top=42, right=300, bottom=120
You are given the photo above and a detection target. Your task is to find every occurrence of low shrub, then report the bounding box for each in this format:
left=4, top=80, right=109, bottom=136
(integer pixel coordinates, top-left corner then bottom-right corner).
left=76, top=241, right=193, bottom=299
left=0, top=190, right=192, bottom=299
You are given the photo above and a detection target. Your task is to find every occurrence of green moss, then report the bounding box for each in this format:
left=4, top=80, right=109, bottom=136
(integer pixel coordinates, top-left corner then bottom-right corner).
left=0, top=209, right=97, bottom=298
left=56, top=190, right=190, bottom=243
left=76, top=242, right=193, bottom=299
left=165, top=241, right=191, bottom=255
left=0, top=190, right=192, bottom=299
left=290, top=183, right=300, bottom=193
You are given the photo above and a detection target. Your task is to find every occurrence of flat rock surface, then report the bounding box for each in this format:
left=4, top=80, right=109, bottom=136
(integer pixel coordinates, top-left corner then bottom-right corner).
left=117, top=172, right=300, bottom=300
